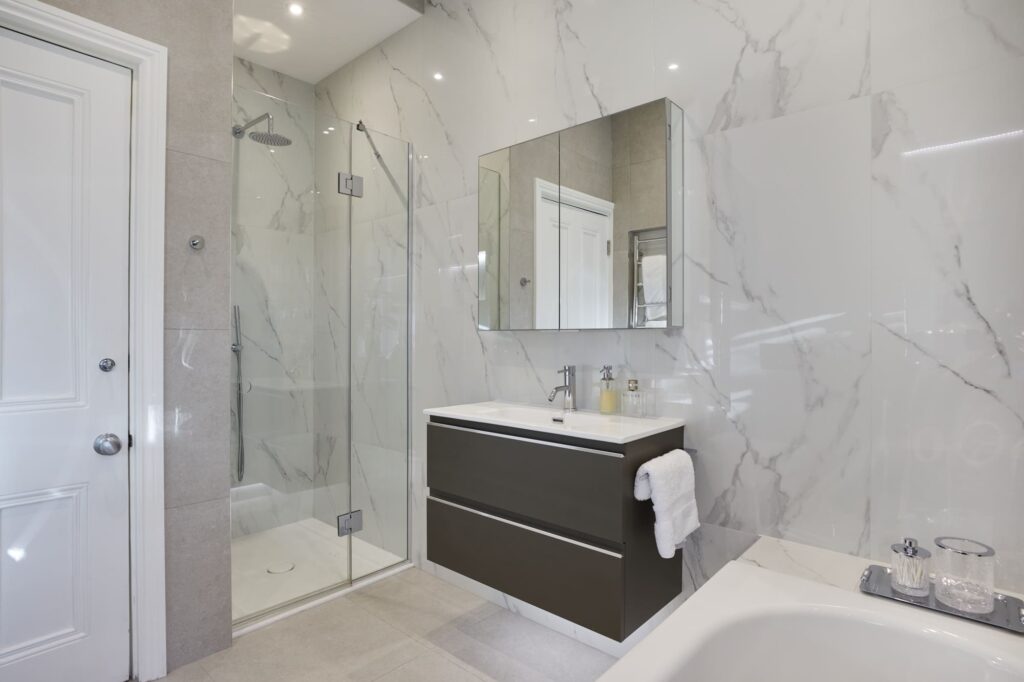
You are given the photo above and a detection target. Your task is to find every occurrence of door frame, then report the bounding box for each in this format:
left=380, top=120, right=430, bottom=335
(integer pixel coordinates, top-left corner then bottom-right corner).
left=0, top=1, right=168, bottom=679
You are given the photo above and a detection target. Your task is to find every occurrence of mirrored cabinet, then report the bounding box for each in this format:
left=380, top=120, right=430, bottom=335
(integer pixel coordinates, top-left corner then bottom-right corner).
left=478, top=98, right=684, bottom=330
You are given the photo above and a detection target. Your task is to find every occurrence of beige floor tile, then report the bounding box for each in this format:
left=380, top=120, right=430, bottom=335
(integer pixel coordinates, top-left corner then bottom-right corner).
left=455, top=610, right=615, bottom=682
left=347, top=573, right=491, bottom=639
left=163, top=660, right=214, bottom=682
left=424, top=625, right=553, bottom=682
left=375, top=650, right=484, bottom=682
left=397, top=570, right=503, bottom=622
left=165, top=567, right=615, bottom=682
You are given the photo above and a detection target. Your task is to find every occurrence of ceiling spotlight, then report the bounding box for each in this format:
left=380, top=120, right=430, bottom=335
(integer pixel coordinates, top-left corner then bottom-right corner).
left=288, top=3, right=303, bottom=16
left=668, top=63, right=679, bottom=71
left=433, top=72, right=444, bottom=81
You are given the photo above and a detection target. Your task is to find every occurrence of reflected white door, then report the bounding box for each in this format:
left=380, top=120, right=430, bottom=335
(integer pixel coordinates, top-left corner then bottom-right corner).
left=558, top=202, right=611, bottom=328
left=0, top=27, right=132, bottom=682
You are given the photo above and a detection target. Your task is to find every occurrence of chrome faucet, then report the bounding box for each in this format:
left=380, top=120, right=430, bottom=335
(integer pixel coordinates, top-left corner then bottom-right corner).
left=548, top=365, right=577, bottom=412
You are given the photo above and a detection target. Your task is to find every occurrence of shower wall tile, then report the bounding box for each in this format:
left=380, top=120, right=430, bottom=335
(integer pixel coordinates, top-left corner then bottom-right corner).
left=231, top=73, right=319, bottom=536
left=164, top=329, right=232, bottom=509
left=234, top=59, right=316, bottom=112
left=164, top=151, right=232, bottom=331
left=317, top=0, right=1024, bottom=608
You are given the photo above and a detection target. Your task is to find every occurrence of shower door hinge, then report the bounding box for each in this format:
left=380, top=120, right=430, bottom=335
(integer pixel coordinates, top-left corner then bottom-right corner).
left=337, top=509, right=363, bottom=537
left=338, top=171, right=364, bottom=197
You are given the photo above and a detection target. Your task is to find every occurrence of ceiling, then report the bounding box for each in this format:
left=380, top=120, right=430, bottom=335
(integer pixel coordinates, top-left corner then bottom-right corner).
left=233, top=0, right=422, bottom=84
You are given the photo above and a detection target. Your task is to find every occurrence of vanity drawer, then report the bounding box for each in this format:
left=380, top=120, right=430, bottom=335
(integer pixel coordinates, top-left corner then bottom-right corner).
left=427, top=497, right=624, bottom=639
left=427, top=422, right=624, bottom=542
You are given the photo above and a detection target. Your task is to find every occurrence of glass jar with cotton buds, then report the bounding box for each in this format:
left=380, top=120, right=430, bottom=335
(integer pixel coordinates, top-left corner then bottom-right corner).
left=890, top=537, right=931, bottom=598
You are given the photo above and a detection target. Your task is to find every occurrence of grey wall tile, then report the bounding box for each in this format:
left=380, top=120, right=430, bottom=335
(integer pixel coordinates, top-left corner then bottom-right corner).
left=165, top=329, right=231, bottom=509
left=165, top=151, right=231, bottom=331
left=44, top=0, right=234, bottom=163
left=165, top=498, right=232, bottom=670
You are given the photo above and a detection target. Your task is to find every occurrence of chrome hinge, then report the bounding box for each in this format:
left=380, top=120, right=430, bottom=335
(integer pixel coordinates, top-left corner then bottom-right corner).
left=606, top=239, right=611, bottom=256
left=338, top=171, right=364, bottom=197
left=337, top=509, right=363, bottom=537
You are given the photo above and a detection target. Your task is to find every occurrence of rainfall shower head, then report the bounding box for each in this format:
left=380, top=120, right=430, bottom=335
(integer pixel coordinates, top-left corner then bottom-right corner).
left=232, top=112, right=292, bottom=147
left=248, top=130, right=291, bottom=146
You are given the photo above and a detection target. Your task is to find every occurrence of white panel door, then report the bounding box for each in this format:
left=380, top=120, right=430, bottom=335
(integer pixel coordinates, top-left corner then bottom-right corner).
left=0, top=27, right=132, bottom=682
left=558, top=203, right=611, bottom=329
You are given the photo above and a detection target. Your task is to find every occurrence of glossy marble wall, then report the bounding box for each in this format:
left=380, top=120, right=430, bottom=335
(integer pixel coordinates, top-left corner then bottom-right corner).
left=42, top=0, right=234, bottom=669
left=231, top=60, right=319, bottom=536
left=315, top=0, right=1024, bottom=617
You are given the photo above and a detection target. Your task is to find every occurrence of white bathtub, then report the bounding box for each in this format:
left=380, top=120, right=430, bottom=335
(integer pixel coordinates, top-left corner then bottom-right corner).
left=601, top=560, right=1024, bottom=682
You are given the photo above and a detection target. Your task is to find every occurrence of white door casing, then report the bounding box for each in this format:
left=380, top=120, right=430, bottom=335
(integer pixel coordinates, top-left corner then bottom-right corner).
left=0, top=1, right=169, bottom=679
left=0, top=25, right=131, bottom=682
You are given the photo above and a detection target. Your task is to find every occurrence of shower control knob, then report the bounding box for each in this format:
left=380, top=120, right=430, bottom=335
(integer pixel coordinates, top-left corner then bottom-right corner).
left=98, top=358, right=116, bottom=372
left=93, top=433, right=122, bottom=456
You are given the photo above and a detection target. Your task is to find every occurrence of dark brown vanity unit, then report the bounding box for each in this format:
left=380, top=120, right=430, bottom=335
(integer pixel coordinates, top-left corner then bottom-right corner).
left=425, top=404, right=685, bottom=641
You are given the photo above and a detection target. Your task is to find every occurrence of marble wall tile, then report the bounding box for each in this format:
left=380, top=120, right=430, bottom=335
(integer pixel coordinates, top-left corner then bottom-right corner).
left=869, top=54, right=1024, bottom=590
left=231, top=70, right=319, bottom=534
left=871, top=0, right=1024, bottom=93
left=314, top=0, right=1024, bottom=632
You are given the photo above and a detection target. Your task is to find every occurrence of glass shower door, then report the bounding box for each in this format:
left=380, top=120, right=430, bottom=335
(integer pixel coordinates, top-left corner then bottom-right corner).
left=348, top=123, right=409, bottom=580
left=230, top=90, right=354, bottom=624
left=231, top=98, right=409, bottom=624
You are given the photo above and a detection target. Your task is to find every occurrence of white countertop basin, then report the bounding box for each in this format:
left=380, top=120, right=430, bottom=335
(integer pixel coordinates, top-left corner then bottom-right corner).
left=423, top=401, right=685, bottom=444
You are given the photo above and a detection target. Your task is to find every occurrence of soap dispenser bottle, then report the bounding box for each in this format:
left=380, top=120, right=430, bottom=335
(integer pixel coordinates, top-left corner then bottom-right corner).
left=621, top=379, right=647, bottom=418
left=599, top=365, right=618, bottom=415
left=890, top=537, right=931, bottom=598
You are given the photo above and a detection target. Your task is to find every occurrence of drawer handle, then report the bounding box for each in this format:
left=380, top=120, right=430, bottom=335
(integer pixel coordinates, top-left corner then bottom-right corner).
left=429, top=496, right=624, bottom=559
left=429, top=422, right=624, bottom=459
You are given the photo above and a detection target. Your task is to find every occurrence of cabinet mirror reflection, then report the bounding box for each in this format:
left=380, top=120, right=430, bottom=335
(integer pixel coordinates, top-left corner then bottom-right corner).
left=478, top=98, right=683, bottom=330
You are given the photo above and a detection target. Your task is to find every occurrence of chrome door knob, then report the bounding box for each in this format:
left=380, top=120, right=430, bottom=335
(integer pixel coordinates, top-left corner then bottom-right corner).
left=93, top=433, right=122, bottom=456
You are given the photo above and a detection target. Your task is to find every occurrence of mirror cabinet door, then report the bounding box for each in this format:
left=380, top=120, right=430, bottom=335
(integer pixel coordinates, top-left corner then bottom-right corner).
left=478, top=98, right=682, bottom=330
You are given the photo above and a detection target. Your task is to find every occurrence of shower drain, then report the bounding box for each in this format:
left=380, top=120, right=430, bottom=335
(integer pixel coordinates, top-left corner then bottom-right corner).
left=266, top=562, right=296, bottom=575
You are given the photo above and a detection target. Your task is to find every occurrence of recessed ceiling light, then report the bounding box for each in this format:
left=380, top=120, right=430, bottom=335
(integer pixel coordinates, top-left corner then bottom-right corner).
left=668, top=63, right=679, bottom=71
left=288, top=3, right=303, bottom=16
left=327, top=126, right=335, bottom=131
left=433, top=72, right=444, bottom=81
left=323, top=130, right=329, bottom=134
left=527, top=117, right=537, bottom=123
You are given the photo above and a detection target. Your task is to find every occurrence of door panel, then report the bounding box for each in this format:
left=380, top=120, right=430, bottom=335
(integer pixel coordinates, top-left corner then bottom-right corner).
left=0, top=27, right=132, bottom=682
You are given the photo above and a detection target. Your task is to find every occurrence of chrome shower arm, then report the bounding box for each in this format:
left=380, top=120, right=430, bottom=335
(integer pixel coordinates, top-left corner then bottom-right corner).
left=232, top=112, right=271, bottom=139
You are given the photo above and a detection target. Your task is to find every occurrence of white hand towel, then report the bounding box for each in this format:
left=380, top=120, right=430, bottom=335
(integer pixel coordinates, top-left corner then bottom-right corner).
left=634, top=449, right=699, bottom=559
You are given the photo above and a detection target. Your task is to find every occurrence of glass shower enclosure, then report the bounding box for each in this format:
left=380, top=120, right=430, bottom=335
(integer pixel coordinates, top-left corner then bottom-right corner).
left=230, top=85, right=410, bottom=624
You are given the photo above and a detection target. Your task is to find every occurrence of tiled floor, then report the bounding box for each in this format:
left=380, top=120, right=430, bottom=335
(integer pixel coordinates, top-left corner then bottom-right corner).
left=165, top=567, right=616, bottom=682
left=231, top=518, right=404, bottom=621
